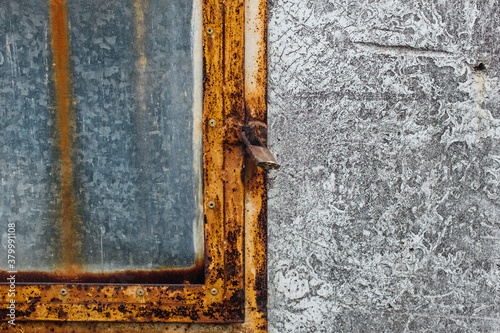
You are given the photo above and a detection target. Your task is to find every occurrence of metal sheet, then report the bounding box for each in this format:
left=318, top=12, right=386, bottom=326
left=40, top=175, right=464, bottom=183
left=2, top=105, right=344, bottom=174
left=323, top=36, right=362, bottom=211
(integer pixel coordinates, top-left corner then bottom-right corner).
left=0, top=0, right=263, bottom=325
left=0, top=0, right=203, bottom=274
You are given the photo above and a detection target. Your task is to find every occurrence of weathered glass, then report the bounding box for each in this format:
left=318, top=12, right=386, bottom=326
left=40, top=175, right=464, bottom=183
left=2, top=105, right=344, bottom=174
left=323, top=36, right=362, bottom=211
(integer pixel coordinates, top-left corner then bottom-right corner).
left=0, top=0, right=203, bottom=274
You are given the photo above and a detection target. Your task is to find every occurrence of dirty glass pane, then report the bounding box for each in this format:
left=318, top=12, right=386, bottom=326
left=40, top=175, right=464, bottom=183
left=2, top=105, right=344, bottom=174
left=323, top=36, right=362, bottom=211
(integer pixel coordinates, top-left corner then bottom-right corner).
left=0, top=0, right=203, bottom=276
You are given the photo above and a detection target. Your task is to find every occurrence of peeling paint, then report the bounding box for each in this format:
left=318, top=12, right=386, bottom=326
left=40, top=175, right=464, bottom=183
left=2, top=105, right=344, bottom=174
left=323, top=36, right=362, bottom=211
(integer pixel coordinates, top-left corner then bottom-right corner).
left=267, top=0, right=500, bottom=332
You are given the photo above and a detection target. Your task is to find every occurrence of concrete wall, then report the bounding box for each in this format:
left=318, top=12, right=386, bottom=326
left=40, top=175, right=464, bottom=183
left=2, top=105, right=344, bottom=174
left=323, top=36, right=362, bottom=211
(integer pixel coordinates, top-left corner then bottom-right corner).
left=267, top=0, right=500, bottom=332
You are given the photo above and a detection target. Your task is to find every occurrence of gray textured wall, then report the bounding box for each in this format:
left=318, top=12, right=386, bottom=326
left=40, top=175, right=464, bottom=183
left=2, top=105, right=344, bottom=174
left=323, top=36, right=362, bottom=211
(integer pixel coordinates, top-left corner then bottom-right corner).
left=267, top=0, right=500, bottom=332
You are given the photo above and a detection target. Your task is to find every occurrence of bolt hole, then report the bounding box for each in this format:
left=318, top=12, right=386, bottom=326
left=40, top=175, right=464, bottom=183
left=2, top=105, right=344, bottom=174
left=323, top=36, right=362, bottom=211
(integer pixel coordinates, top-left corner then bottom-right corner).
left=60, top=288, right=68, bottom=297
left=210, top=288, right=218, bottom=296
left=208, top=201, right=216, bottom=209
left=206, top=27, right=214, bottom=35
left=136, top=288, right=145, bottom=297
left=209, top=119, right=217, bottom=127
left=473, top=63, right=486, bottom=71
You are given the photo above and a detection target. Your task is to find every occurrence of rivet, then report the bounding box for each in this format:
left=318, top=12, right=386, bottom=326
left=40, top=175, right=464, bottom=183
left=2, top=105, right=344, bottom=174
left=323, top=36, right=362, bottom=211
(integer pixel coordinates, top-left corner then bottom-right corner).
left=60, top=288, right=68, bottom=297
left=206, top=27, right=214, bottom=35
left=210, top=288, right=218, bottom=296
left=209, top=119, right=217, bottom=127
left=136, top=288, right=145, bottom=297
left=208, top=201, right=216, bottom=209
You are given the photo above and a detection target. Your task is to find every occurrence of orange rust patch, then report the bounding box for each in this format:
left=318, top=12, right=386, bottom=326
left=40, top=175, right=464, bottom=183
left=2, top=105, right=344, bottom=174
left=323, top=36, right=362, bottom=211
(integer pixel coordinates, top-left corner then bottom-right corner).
left=49, top=0, right=81, bottom=271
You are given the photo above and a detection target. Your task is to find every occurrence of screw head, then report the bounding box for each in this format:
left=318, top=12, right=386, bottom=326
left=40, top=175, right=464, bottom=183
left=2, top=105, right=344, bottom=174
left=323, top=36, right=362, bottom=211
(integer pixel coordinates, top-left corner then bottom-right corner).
left=136, top=288, right=145, bottom=297
left=60, top=288, right=68, bottom=297
left=206, top=27, right=214, bottom=35
left=210, top=288, right=218, bottom=296
left=209, top=119, right=217, bottom=127
left=208, top=201, right=216, bottom=209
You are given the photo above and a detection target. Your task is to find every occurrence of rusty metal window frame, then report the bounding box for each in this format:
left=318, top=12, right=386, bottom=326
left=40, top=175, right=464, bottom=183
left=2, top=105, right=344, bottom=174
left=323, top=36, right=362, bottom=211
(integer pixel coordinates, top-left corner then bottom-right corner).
left=0, top=0, right=270, bottom=324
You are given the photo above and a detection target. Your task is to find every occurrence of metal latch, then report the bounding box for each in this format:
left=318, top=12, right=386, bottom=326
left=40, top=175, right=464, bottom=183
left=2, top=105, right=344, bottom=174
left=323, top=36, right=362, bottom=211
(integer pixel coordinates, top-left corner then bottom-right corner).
left=241, top=130, right=280, bottom=170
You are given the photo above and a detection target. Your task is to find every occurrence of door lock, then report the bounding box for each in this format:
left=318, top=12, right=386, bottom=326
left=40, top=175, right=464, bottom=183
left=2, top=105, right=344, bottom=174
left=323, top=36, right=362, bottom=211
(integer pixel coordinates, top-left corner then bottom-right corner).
left=241, top=130, right=280, bottom=170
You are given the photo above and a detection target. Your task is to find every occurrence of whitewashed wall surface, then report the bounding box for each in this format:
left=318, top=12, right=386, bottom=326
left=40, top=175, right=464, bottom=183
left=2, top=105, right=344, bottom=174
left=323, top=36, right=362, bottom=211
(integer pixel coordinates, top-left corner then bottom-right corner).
left=267, top=0, right=500, bottom=332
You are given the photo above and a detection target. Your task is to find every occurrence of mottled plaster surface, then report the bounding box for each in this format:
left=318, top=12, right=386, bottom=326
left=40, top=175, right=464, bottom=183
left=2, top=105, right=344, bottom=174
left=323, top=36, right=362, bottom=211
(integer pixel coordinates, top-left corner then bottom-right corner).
left=267, top=1, right=500, bottom=332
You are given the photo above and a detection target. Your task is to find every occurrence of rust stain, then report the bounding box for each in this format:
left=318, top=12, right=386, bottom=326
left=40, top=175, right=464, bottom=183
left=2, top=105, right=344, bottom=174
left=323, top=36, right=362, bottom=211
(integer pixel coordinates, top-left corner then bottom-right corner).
left=0, top=259, right=204, bottom=284
left=131, top=0, right=154, bottom=204
left=132, top=0, right=148, bottom=117
left=133, top=0, right=148, bottom=69
left=49, top=0, right=81, bottom=271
